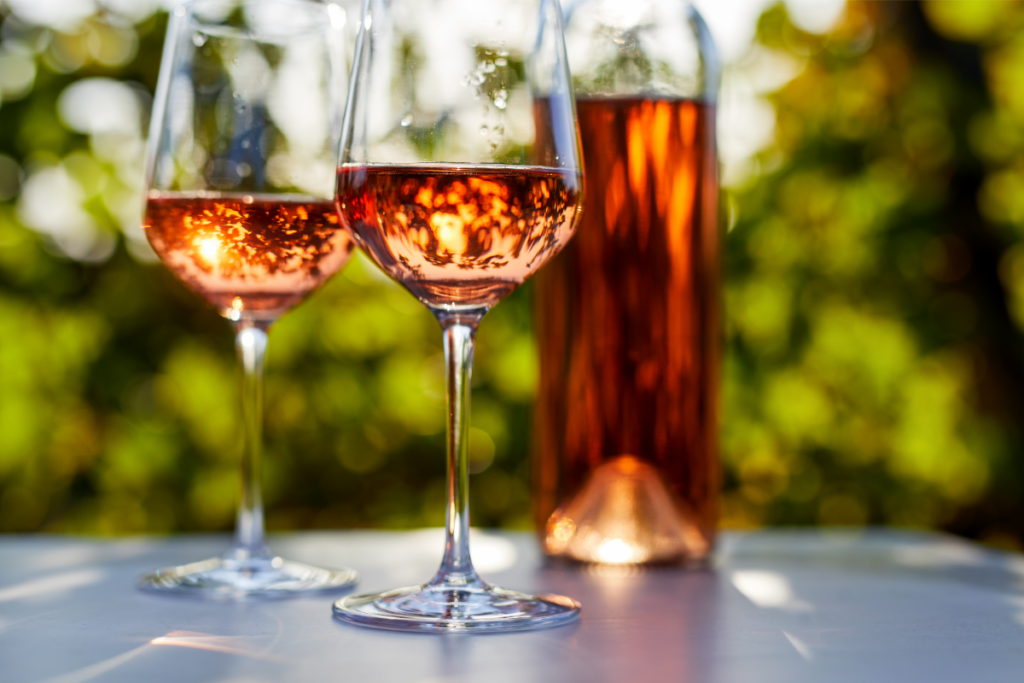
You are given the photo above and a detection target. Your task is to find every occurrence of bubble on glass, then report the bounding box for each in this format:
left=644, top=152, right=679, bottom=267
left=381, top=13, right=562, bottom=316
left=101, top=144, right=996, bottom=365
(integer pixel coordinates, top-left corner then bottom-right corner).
left=192, top=33, right=207, bottom=47
left=401, top=114, right=413, bottom=127
left=480, top=126, right=489, bottom=136
left=462, top=58, right=488, bottom=89
left=488, top=123, right=505, bottom=154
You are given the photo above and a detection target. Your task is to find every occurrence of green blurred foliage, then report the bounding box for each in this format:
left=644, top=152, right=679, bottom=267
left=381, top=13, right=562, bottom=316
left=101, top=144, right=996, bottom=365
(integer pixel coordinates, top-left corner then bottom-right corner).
left=722, top=0, right=1024, bottom=548
left=2, top=1, right=1024, bottom=548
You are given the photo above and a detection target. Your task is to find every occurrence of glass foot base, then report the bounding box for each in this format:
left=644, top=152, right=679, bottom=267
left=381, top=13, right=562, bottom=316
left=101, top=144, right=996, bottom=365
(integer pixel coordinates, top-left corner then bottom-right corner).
left=138, top=556, right=358, bottom=600
left=333, top=583, right=580, bottom=633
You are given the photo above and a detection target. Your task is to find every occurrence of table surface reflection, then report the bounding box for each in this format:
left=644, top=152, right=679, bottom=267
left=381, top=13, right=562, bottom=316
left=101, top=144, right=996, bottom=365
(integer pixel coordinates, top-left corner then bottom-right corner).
left=1, top=529, right=1023, bottom=683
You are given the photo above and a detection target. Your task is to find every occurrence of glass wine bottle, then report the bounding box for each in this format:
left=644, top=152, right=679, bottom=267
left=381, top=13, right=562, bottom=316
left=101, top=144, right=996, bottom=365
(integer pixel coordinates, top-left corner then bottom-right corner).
left=533, top=0, right=721, bottom=566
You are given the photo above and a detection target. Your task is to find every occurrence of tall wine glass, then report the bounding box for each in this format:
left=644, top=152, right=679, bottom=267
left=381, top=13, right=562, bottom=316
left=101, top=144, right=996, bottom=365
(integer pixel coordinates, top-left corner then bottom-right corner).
left=333, top=0, right=583, bottom=631
left=137, top=0, right=358, bottom=598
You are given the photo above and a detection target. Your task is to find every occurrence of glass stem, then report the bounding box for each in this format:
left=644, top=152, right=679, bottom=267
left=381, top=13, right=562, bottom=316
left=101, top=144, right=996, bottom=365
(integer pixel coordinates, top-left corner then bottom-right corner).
left=431, top=315, right=484, bottom=588
left=230, top=320, right=272, bottom=562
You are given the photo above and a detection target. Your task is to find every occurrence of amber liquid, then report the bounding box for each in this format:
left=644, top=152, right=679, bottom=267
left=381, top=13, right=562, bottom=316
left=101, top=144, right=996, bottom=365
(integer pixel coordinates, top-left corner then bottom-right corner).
left=533, top=98, right=719, bottom=564
left=144, top=192, right=355, bottom=320
left=336, top=164, right=582, bottom=309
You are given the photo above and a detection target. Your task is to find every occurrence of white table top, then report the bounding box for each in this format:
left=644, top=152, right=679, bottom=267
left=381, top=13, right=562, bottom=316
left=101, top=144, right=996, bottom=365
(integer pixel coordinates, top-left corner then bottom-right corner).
left=2, top=529, right=1023, bottom=683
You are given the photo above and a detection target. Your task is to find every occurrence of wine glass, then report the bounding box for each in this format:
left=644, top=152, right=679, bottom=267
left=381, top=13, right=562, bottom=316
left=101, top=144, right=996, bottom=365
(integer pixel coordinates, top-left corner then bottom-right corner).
left=137, top=0, right=358, bottom=598
left=333, top=0, right=584, bottom=631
